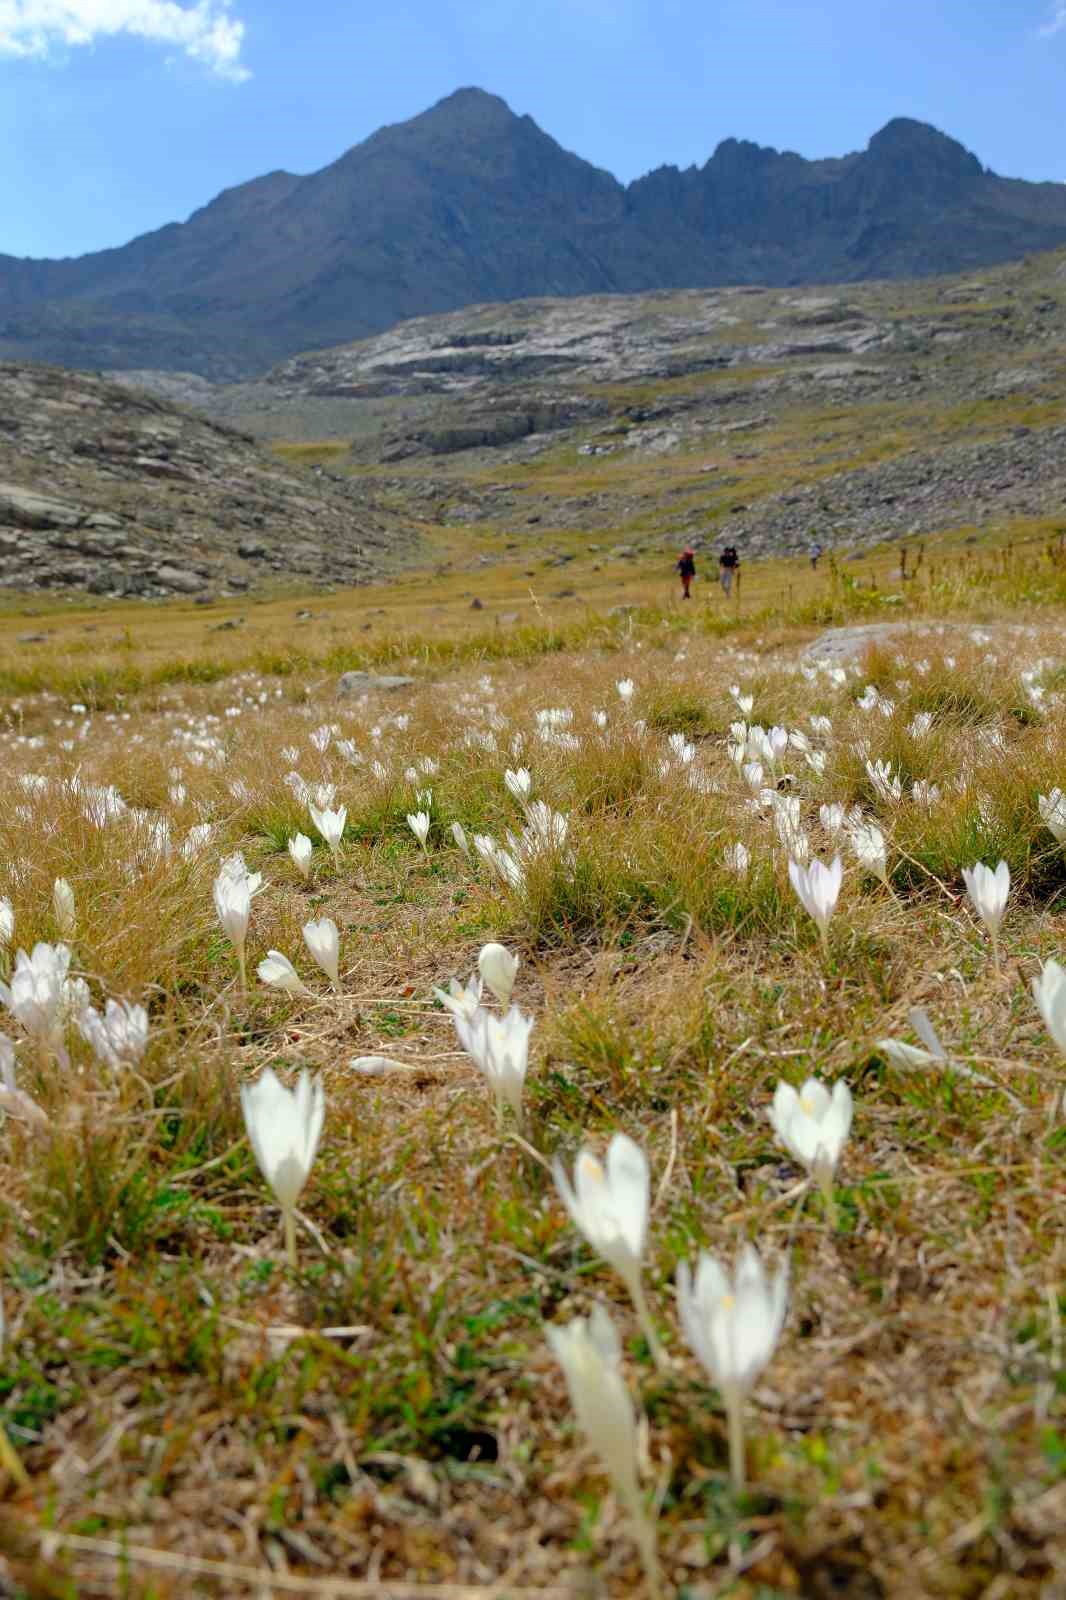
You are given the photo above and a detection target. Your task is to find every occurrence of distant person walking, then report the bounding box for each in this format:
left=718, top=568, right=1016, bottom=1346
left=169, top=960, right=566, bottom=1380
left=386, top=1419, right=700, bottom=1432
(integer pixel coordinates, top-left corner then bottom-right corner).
left=809, top=541, right=823, bottom=570
left=718, top=544, right=740, bottom=598
left=676, top=547, right=696, bottom=599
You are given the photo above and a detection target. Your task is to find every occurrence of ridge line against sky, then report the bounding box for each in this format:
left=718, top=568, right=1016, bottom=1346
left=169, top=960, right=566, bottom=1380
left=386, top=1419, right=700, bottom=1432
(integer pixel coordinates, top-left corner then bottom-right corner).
left=1, top=0, right=1065, bottom=260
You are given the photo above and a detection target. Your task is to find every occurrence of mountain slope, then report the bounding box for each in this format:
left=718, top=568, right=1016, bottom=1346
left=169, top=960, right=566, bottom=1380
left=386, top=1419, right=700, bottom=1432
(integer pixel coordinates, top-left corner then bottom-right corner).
left=3, top=90, right=1066, bottom=378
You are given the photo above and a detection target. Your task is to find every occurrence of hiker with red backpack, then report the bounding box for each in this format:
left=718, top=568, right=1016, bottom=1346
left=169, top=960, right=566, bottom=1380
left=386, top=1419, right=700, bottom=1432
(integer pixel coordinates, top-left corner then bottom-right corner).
left=676, top=547, right=696, bottom=599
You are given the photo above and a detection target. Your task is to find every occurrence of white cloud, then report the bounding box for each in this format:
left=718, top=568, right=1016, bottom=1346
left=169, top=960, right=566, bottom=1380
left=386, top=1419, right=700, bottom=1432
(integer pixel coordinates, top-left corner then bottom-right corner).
left=0, top=0, right=250, bottom=79
left=1039, top=2, right=1066, bottom=35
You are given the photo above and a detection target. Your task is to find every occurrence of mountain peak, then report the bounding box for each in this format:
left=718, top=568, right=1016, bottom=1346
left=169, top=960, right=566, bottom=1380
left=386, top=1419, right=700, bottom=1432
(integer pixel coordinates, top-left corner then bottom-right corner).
left=410, top=87, right=522, bottom=134
left=867, top=117, right=983, bottom=178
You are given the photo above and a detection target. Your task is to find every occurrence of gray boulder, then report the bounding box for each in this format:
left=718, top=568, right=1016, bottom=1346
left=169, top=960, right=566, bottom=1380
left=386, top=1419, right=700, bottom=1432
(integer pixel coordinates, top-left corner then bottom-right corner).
left=0, top=483, right=85, bottom=530
left=337, top=670, right=416, bottom=697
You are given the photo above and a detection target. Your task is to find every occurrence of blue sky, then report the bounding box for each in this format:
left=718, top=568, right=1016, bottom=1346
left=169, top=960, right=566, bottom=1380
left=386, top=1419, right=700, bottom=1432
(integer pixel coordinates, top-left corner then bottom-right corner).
left=2, top=0, right=1064, bottom=260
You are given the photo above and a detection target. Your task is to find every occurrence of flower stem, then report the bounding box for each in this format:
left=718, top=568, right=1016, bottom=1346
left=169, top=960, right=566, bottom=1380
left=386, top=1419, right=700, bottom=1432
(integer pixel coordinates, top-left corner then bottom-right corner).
left=992, top=931, right=1000, bottom=976
left=630, top=1276, right=668, bottom=1373
left=630, top=1503, right=662, bottom=1600
left=819, top=1170, right=839, bottom=1230
left=726, top=1392, right=746, bottom=1494
left=283, top=1207, right=297, bottom=1270
left=237, top=945, right=247, bottom=998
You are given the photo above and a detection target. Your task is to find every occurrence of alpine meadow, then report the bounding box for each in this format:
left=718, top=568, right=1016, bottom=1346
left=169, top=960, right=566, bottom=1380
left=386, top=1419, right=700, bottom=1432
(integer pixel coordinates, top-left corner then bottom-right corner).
left=1, top=77, right=1066, bottom=1600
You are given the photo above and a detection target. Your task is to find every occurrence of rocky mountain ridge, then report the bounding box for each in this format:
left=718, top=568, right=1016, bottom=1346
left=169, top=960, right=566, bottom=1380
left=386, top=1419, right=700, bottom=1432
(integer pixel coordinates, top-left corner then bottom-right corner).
left=3, top=89, right=1066, bottom=379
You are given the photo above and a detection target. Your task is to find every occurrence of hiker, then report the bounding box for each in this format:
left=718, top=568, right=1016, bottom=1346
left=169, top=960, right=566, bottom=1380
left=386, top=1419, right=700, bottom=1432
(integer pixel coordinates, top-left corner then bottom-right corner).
left=809, top=541, right=823, bottom=570
left=676, top=547, right=696, bottom=599
left=718, top=544, right=740, bottom=597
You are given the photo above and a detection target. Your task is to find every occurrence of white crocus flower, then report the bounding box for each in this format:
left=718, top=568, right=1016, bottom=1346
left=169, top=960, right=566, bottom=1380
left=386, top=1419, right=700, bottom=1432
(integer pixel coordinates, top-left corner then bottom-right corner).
left=213, top=868, right=253, bottom=992
left=451, top=822, right=471, bottom=860
left=1038, top=789, right=1066, bottom=845
left=288, top=832, right=313, bottom=879
left=478, top=942, right=519, bottom=1007
left=302, top=917, right=340, bottom=991
left=723, top=842, right=750, bottom=876
left=553, top=1134, right=665, bottom=1369
left=876, top=1012, right=944, bottom=1069
left=240, top=1067, right=325, bottom=1267
left=961, top=860, right=1010, bottom=970
left=406, top=811, right=431, bottom=851
left=769, top=1078, right=852, bottom=1225
left=546, top=1306, right=659, bottom=1594
left=911, top=780, right=941, bottom=808
left=309, top=802, right=347, bottom=864
left=52, top=878, right=76, bottom=938
left=433, top=973, right=482, bottom=1021
left=77, top=997, right=149, bottom=1068
left=819, top=803, right=845, bottom=837
left=677, top=1245, right=788, bottom=1491
left=847, top=819, right=890, bottom=887
left=788, top=856, right=843, bottom=950
left=0, top=942, right=77, bottom=1064
left=0, top=1034, right=46, bottom=1128
left=454, top=1003, right=533, bottom=1131
left=616, top=678, right=635, bottom=702
left=1032, top=959, right=1066, bottom=1055
left=505, top=767, right=532, bottom=802
left=257, top=951, right=311, bottom=997
left=865, top=758, right=902, bottom=803
left=0, top=898, right=13, bottom=947
left=730, top=686, right=754, bottom=715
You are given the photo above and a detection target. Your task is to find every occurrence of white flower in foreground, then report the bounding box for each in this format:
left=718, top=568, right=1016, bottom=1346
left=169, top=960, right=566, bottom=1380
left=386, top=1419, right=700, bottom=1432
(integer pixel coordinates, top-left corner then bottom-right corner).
left=788, top=855, right=843, bottom=949
left=616, top=678, right=635, bottom=702
left=546, top=1305, right=659, bottom=1593
left=1032, top=959, right=1066, bottom=1055
left=432, top=972, right=482, bottom=1021
left=847, top=819, right=889, bottom=886
left=0, top=1034, right=46, bottom=1128
left=52, top=878, right=76, bottom=938
left=677, top=1245, right=788, bottom=1491
left=0, top=942, right=77, bottom=1063
left=1038, top=789, right=1066, bottom=844
left=769, top=1078, right=852, bottom=1225
left=723, top=842, right=750, bottom=876
left=218, top=851, right=264, bottom=897
left=0, top=898, right=13, bottom=946
left=478, top=942, right=519, bottom=1007
left=911, top=780, right=941, bottom=808
left=257, top=951, right=311, bottom=997
left=288, top=832, right=313, bottom=878
left=505, top=767, right=532, bottom=802
left=213, top=868, right=253, bottom=992
left=406, top=811, right=431, bottom=851
left=77, top=998, right=149, bottom=1068
left=876, top=1006, right=946, bottom=1069
left=240, top=1067, right=325, bottom=1266
left=553, top=1133, right=665, bottom=1368
left=454, top=1003, right=533, bottom=1130
left=961, top=860, right=1010, bottom=968
left=451, top=821, right=471, bottom=859
left=865, top=759, right=902, bottom=803
left=309, top=802, right=347, bottom=863
left=302, top=917, right=340, bottom=990
left=819, top=803, right=845, bottom=837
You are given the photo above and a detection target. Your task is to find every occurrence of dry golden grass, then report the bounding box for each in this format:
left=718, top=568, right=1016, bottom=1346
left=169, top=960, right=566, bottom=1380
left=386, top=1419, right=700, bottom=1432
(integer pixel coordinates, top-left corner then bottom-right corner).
left=1, top=571, right=1066, bottom=1598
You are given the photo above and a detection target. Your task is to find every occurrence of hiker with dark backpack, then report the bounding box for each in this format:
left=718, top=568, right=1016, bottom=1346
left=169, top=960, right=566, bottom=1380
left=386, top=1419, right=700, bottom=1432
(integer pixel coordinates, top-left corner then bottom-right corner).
left=718, top=544, right=740, bottom=598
